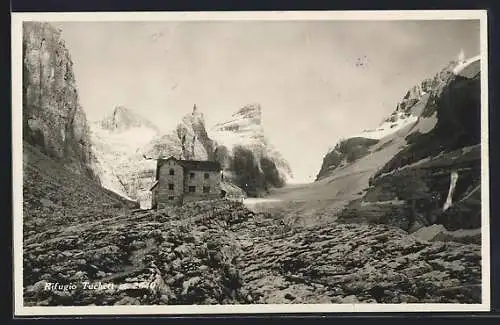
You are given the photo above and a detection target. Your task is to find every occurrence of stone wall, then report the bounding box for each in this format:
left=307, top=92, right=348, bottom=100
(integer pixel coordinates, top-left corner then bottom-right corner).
left=183, top=170, right=221, bottom=197
left=157, top=160, right=184, bottom=206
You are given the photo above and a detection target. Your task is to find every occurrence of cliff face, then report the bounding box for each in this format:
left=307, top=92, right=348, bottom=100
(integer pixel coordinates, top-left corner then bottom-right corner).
left=336, top=57, right=482, bottom=233
left=22, top=23, right=135, bottom=242
left=23, top=22, right=97, bottom=180
left=211, top=104, right=293, bottom=187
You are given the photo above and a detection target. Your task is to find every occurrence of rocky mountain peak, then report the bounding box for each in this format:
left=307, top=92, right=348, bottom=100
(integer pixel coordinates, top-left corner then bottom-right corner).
left=212, top=103, right=263, bottom=136
left=98, top=106, right=159, bottom=132
left=233, top=103, right=262, bottom=124
left=210, top=103, right=293, bottom=187
left=392, top=60, right=458, bottom=116
left=192, top=103, right=199, bottom=115
left=183, top=104, right=206, bottom=128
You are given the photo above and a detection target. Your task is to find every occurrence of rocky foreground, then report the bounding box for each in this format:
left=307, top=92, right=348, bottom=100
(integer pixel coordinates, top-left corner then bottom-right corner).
left=24, top=200, right=481, bottom=306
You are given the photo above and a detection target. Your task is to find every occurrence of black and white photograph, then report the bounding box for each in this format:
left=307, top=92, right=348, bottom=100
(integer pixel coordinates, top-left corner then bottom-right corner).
left=12, top=10, right=489, bottom=315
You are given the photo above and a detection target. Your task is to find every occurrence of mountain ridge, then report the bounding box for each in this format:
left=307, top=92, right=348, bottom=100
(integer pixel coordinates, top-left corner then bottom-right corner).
left=315, top=57, right=472, bottom=182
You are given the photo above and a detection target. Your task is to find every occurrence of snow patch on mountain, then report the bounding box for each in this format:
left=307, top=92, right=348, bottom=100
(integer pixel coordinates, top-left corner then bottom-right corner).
left=90, top=107, right=160, bottom=207
left=453, top=55, right=481, bottom=77
left=350, top=114, right=419, bottom=141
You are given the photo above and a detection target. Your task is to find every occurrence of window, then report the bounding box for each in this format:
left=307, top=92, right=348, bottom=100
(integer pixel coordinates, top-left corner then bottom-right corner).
left=204, top=173, right=210, bottom=180
left=188, top=186, right=196, bottom=193
left=168, top=183, right=174, bottom=190
left=169, top=169, right=174, bottom=175
left=168, top=196, right=174, bottom=201
left=189, top=172, right=195, bottom=179
left=203, top=186, right=210, bottom=193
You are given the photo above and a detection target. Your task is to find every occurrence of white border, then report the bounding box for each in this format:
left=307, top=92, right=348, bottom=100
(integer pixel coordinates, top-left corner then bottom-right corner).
left=12, top=10, right=490, bottom=316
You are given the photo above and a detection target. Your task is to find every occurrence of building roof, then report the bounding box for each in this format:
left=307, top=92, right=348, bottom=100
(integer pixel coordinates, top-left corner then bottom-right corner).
left=155, top=156, right=222, bottom=180
left=178, top=160, right=222, bottom=172
left=149, top=180, right=159, bottom=190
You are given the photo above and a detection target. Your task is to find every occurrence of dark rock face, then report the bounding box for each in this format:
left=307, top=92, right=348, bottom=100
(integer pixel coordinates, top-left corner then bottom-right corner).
left=316, top=137, right=379, bottom=181
left=438, top=183, right=481, bottom=231
left=229, top=145, right=286, bottom=197
left=23, top=22, right=97, bottom=181
left=213, top=145, right=231, bottom=168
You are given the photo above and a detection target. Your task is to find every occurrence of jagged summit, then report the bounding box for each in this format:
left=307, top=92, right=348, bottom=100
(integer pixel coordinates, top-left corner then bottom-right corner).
left=234, top=103, right=262, bottom=119
left=98, top=106, right=159, bottom=132
left=342, top=59, right=464, bottom=142
left=143, top=104, right=214, bottom=162
left=212, top=104, right=263, bottom=134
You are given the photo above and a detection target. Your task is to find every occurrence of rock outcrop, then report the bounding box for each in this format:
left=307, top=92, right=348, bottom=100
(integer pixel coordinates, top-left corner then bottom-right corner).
left=23, top=22, right=98, bottom=180
left=316, top=137, right=380, bottom=181
left=24, top=200, right=258, bottom=306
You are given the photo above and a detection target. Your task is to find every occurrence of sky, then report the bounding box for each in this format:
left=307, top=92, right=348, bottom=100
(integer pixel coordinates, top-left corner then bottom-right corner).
left=54, top=19, right=480, bottom=183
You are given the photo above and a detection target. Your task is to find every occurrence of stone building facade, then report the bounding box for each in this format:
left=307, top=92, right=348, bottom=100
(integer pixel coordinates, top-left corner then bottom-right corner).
left=150, top=156, right=222, bottom=208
